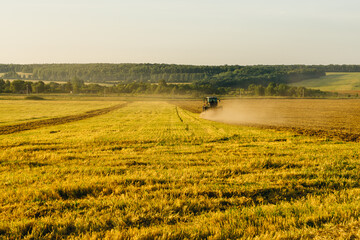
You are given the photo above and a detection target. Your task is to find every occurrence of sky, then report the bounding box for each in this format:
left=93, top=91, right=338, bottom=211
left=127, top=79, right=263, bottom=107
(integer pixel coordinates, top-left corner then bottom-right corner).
left=1, top=0, right=360, bottom=65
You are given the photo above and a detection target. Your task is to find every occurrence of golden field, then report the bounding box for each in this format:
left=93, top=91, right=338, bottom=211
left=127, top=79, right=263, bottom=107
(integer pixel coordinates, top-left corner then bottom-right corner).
left=1, top=98, right=360, bottom=239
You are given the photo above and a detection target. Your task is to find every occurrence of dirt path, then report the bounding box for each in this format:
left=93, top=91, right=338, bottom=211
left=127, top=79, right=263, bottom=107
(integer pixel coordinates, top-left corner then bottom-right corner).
left=0, top=103, right=127, bottom=135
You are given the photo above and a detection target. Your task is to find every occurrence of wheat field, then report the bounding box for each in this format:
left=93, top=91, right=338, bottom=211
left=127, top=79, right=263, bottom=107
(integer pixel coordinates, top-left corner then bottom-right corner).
left=1, top=100, right=360, bottom=239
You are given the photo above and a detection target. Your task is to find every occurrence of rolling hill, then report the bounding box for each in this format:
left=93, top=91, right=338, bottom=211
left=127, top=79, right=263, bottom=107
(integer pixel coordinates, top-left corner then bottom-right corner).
left=289, top=72, right=360, bottom=92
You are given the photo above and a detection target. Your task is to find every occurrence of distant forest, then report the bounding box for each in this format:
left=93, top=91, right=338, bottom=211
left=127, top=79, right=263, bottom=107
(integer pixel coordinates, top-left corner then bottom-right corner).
left=0, top=78, right=335, bottom=98
left=1, top=63, right=360, bottom=93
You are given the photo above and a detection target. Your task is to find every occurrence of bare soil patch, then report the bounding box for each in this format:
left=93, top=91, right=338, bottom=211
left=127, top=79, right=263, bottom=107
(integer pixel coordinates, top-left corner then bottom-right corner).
left=172, top=99, right=360, bottom=142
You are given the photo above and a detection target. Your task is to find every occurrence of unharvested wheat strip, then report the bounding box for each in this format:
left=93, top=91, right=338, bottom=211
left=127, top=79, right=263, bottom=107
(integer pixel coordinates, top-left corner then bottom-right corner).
left=0, top=103, right=128, bottom=135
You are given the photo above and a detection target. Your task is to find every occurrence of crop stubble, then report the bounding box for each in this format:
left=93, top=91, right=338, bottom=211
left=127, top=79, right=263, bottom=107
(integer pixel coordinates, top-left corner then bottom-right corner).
left=0, top=103, right=127, bottom=135
left=1, top=100, right=360, bottom=239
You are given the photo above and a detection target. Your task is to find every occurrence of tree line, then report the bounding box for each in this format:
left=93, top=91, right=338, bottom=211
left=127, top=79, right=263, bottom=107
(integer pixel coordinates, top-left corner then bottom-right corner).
left=0, top=78, right=102, bottom=94
left=3, top=63, right=360, bottom=97
left=244, top=83, right=335, bottom=97
left=0, top=64, right=236, bottom=83
left=0, top=78, right=335, bottom=98
left=0, top=64, right=334, bottom=84
left=0, top=78, right=211, bottom=95
left=195, top=66, right=325, bottom=89
left=2, top=64, right=360, bottom=86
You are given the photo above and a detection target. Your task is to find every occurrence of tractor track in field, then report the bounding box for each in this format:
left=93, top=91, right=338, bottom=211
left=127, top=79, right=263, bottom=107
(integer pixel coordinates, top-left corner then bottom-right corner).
left=0, top=103, right=128, bottom=135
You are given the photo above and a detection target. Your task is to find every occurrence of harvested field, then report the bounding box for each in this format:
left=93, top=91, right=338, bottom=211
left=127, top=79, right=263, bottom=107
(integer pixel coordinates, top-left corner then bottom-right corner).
left=2, top=99, right=360, bottom=239
left=0, top=103, right=127, bottom=135
left=0, top=100, right=121, bottom=126
left=172, top=99, right=360, bottom=142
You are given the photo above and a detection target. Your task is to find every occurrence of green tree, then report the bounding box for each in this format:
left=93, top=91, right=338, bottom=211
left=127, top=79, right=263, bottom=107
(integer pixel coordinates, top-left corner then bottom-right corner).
left=265, top=83, right=276, bottom=96
left=247, top=84, right=257, bottom=95
left=10, top=80, right=26, bottom=93
left=158, top=79, right=167, bottom=87
left=71, top=77, right=84, bottom=93
left=297, top=87, right=306, bottom=97
left=276, top=84, right=288, bottom=96
left=32, top=81, right=45, bottom=93
left=3, top=71, right=21, bottom=79
left=64, top=81, right=73, bottom=93
left=0, top=79, right=5, bottom=93
left=254, top=85, right=265, bottom=96
left=4, top=80, right=11, bottom=92
left=288, top=87, right=297, bottom=97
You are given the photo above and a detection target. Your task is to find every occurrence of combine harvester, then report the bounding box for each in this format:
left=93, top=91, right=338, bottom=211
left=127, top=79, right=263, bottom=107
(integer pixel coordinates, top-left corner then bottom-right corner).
left=202, top=96, right=222, bottom=112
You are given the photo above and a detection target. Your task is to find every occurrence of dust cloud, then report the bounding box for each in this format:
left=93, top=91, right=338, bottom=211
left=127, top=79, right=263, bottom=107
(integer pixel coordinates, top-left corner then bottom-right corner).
left=199, top=99, right=360, bottom=139
left=200, top=100, right=287, bottom=126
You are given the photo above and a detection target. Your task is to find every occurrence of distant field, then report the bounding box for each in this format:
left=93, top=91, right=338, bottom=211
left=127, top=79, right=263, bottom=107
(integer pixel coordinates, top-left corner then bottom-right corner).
left=17, top=72, right=33, bottom=78
left=0, top=72, right=32, bottom=78
left=1, top=99, right=360, bottom=239
left=289, top=72, right=360, bottom=91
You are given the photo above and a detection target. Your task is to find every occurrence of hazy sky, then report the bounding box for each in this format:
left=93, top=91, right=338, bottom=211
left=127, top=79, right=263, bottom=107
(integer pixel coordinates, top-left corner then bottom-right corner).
left=1, top=0, right=360, bottom=65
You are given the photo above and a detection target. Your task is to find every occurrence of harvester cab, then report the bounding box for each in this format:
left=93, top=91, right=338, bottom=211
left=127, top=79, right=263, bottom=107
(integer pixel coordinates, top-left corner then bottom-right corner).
left=203, top=97, right=221, bottom=111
